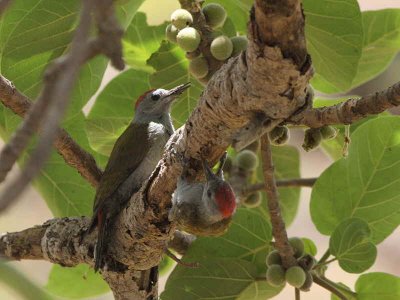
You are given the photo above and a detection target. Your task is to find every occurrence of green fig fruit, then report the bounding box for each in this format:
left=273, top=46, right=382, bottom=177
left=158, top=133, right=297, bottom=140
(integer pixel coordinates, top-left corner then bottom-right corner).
left=177, top=27, right=201, bottom=52
left=210, top=35, right=233, bottom=61
left=202, top=3, right=227, bottom=28
left=171, top=9, right=193, bottom=29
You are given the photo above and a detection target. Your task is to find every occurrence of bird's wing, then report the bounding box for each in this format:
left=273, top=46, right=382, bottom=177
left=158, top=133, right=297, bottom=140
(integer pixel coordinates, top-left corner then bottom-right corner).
left=93, top=122, right=150, bottom=212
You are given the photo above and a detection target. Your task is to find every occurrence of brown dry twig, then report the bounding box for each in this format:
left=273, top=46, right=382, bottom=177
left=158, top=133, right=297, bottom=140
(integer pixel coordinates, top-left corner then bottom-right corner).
left=0, top=0, right=11, bottom=15
left=244, top=177, right=316, bottom=195
left=0, top=75, right=102, bottom=187
left=0, top=0, right=124, bottom=212
left=260, top=134, right=297, bottom=268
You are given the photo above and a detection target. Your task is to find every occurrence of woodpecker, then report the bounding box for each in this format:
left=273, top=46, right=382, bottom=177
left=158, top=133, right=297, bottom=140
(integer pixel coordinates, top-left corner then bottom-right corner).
left=169, top=153, right=237, bottom=236
left=88, top=82, right=190, bottom=271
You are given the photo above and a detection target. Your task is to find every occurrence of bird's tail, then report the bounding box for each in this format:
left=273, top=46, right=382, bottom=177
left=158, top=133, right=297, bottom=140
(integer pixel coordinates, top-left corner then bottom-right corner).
left=94, top=210, right=108, bottom=272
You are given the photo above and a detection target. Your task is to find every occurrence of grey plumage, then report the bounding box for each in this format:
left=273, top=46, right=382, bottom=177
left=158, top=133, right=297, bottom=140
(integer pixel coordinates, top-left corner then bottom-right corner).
left=88, top=83, right=190, bottom=271
left=169, top=154, right=237, bottom=236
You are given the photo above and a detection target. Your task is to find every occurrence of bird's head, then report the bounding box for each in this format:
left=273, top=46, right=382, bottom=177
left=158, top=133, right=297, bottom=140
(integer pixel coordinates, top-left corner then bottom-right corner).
left=202, top=154, right=237, bottom=219
left=134, top=83, right=190, bottom=121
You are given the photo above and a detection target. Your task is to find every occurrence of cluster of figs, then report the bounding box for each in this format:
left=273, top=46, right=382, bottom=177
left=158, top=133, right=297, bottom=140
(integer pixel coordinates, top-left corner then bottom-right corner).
left=165, top=3, right=248, bottom=79
left=266, top=237, right=316, bottom=291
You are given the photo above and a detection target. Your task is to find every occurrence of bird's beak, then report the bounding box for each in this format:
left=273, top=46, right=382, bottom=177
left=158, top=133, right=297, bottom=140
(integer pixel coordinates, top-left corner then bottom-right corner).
left=202, top=158, right=217, bottom=181
left=165, top=82, right=191, bottom=102
left=216, top=152, right=228, bottom=178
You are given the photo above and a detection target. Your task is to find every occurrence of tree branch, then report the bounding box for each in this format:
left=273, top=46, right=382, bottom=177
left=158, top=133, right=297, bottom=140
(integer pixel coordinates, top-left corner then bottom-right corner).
left=312, top=275, right=347, bottom=300
left=0, top=0, right=11, bottom=15
left=0, top=75, right=102, bottom=187
left=289, top=82, right=400, bottom=128
left=0, top=0, right=312, bottom=298
left=244, top=177, right=316, bottom=195
left=0, top=0, right=123, bottom=211
left=260, top=134, right=297, bottom=267
left=254, top=0, right=307, bottom=67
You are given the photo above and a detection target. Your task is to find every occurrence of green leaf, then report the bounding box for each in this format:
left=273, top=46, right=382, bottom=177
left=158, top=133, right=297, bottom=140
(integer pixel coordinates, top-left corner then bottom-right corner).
left=46, top=264, right=109, bottom=299
left=237, top=281, right=283, bottom=300
left=320, top=114, right=387, bottom=161
left=0, top=0, right=144, bottom=216
left=330, top=283, right=353, bottom=300
left=184, top=209, right=272, bottom=271
left=0, top=0, right=139, bottom=115
left=213, top=17, right=237, bottom=38
left=329, top=218, right=377, bottom=273
left=147, top=41, right=203, bottom=127
left=86, top=68, right=151, bottom=157
left=159, top=255, right=175, bottom=276
left=303, top=0, right=363, bottom=93
left=356, top=272, right=400, bottom=300
left=0, top=112, right=96, bottom=217
left=352, top=9, right=400, bottom=88
left=0, top=262, right=53, bottom=300
left=313, top=97, right=388, bottom=160
left=302, top=238, right=317, bottom=256
left=311, top=116, right=400, bottom=243
left=123, top=12, right=167, bottom=72
left=256, top=146, right=301, bottom=227
left=161, top=258, right=282, bottom=300
left=204, top=0, right=253, bottom=34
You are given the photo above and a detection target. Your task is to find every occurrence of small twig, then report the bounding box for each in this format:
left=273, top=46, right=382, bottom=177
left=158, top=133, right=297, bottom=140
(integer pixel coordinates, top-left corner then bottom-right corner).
left=244, top=178, right=316, bottom=195
left=317, top=257, right=337, bottom=267
left=165, top=249, right=199, bottom=268
left=0, top=75, right=102, bottom=187
left=0, top=0, right=11, bottom=15
left=295, top=288, right=300, bottom=300
left=313, top=276, right=347, bottom=300
left=0, top=0, right=96, bottom=212
left=317, top=249, right=331, bottom=264
left=321, top=276, right=357, bottom=298
left=342, top=125, right=350, bottom=157
left=289, top=82, right=400, bottom=128
left=260, top=134, right=296, bottom=268
left=0, top=0, right=124, bottom=211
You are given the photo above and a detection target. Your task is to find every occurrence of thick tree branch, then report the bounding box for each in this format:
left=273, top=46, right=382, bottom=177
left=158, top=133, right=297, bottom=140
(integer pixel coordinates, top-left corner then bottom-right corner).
left=289, top=82, right=400, bottom=128
left=0, top=0, right=312, bottom=298
left=0, top=218, right=157, bottom=300
left=254, top=0, right=307, bottom=67
left=0, top=75, right=102, bottom=187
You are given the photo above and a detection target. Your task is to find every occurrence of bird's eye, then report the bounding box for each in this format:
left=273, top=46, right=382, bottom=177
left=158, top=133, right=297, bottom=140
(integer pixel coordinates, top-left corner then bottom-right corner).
left=151, top=93, right=161, bottom=101
left=207, top=189, right=212, bottom=197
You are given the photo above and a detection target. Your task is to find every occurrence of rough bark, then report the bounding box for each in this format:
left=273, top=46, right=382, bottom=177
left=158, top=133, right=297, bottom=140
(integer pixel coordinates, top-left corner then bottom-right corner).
left=0, top=0, right=311, bottom=279
left=6, top=0, right=400, bottom=299
left=289, top=82, right=400, bottom=127
left=261, top=135, right=297, bottom=268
